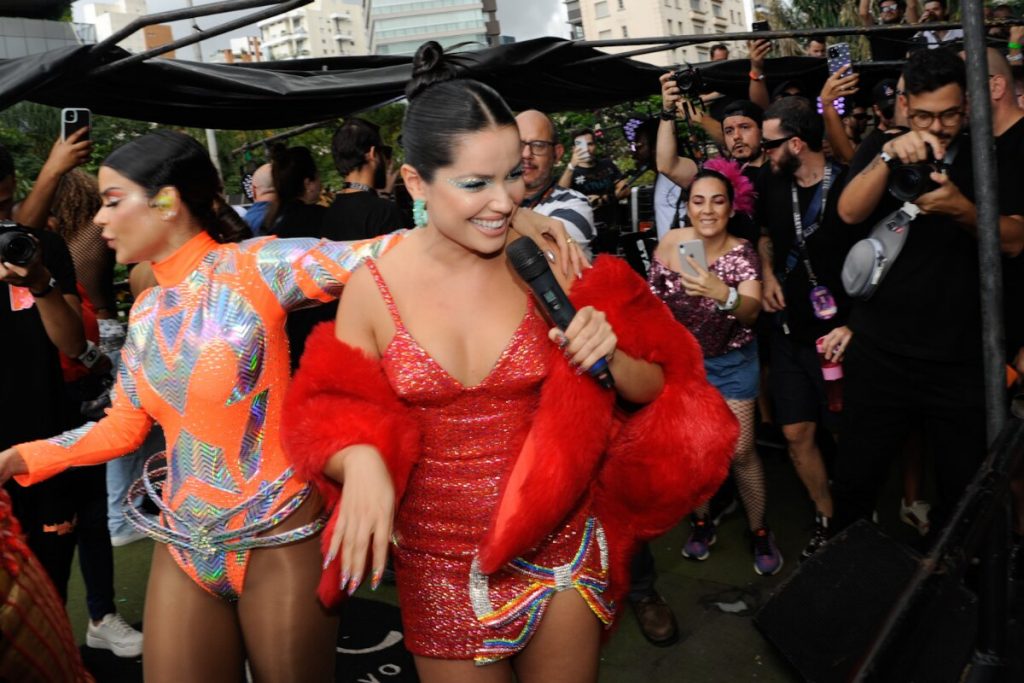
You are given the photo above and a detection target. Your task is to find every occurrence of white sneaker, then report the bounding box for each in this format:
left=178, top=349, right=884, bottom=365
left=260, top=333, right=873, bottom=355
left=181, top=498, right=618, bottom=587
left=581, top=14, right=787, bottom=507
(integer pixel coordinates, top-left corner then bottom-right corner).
left=110, top=528, right=148, bottom=548
left=86, top=613, right=143, bottom=658
left=899, top=498, right=931, bottom=536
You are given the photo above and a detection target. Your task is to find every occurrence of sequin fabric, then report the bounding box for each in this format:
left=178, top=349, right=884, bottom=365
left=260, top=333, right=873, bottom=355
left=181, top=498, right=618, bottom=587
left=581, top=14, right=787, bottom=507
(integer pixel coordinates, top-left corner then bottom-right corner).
left=364, top=260, right=611, bottom=662
left=647, top=242, right=761, bottom=357
left=18, top=231, right=403, bottom=599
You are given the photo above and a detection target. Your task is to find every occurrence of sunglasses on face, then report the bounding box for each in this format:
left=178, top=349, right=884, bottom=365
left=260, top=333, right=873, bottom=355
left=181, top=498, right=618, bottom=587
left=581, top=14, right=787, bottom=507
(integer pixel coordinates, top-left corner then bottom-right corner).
left=761, top=135, right=795, bottom=150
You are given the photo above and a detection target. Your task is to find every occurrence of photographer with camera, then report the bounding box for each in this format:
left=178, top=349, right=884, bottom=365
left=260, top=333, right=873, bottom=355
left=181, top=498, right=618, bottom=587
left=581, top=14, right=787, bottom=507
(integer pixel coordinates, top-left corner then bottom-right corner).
left=0, top=137, right=144, bottom=657
left=755, top=96, right=856, bottom=559
left=833, top=48, right=1024, bottom=535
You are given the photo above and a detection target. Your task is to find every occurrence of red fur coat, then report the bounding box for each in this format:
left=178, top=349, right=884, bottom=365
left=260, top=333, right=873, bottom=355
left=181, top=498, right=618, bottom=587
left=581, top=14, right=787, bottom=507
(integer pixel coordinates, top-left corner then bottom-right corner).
left=283, top=255, right=737, bottom=608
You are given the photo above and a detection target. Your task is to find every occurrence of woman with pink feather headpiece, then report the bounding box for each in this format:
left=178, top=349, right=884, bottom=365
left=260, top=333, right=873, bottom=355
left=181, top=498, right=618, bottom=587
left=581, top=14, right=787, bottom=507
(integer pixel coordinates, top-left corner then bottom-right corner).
left=648, top=157, right=784, bottom=577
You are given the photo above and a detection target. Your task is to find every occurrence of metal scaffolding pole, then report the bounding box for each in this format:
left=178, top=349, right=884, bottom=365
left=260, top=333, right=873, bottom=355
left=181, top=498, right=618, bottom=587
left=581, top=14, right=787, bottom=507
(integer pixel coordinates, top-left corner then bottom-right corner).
left=184, top=0, right=222, bottom=176
left=961, top=0, right=1011, bottom=676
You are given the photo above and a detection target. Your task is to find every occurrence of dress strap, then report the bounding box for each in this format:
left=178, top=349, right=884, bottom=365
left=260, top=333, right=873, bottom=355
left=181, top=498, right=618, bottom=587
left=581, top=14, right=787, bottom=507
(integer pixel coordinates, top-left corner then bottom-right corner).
left=363, top=259, right=402, bottom=326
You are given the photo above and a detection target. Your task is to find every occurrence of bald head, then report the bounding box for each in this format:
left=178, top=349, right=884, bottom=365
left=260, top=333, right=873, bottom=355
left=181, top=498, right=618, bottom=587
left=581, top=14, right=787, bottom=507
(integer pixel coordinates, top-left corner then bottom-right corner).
left=516, top=109, right=563, bottom=192
left=251, top=163, right=275, bottom=202
left=516, top=109, right=557, bottom=142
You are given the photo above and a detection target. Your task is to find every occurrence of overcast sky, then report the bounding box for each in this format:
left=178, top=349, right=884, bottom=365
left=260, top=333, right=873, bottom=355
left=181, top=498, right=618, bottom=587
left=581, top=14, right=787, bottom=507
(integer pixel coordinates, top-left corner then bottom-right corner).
left=72, top=0, right=569, bottom=58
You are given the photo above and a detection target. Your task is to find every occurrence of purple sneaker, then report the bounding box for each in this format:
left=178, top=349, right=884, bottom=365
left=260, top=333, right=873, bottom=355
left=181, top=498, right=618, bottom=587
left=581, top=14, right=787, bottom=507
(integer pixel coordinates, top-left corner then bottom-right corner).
left=752, top=527, right=784, bottom=576
left=681, top=517, right=716, bottom=561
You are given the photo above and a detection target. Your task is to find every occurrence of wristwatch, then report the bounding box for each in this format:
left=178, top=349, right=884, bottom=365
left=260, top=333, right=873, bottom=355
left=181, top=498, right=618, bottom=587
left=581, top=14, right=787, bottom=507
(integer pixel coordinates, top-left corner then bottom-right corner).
left=880, top=150, right=898, bottom=168
left=76, top=340, right=104, bottom=369
left=660, top=108, right=677, bottom=121
left=716, top=286, right=740, bottom=312
left=30, top=276, right=58, bottom=298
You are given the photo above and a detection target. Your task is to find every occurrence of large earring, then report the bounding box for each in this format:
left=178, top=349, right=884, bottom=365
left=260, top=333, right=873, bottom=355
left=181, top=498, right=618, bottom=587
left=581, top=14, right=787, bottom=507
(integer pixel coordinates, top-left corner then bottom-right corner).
left=413, top=198, right=428, bottom=228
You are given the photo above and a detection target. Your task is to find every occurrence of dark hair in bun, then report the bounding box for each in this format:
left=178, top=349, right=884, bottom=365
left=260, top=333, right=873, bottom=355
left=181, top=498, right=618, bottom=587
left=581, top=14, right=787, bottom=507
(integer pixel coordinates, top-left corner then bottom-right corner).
left=402, top=41, right=516, bottom=183
left=103, top=130, right=249, bottom=243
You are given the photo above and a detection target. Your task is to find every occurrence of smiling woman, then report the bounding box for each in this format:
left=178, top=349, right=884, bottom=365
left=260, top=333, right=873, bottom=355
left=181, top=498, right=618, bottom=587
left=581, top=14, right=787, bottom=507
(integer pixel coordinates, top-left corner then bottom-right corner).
left=282, top=39, right=738, bottom=683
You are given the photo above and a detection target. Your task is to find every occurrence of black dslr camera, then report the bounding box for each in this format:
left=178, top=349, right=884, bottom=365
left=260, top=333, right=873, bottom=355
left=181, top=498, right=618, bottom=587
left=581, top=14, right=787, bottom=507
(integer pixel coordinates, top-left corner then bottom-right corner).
left=672, top=66, right=704, bottom=98
left=889, top=147, right=944, bottom=203
left=0, top=221, right=37, bottom=267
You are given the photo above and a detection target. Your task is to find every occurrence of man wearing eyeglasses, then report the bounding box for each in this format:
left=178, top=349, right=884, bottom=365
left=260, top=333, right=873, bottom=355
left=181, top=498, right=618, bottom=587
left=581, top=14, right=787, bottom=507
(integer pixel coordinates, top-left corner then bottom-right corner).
left=833, top=48, right=1024, bottom=536
left=858, top=0, right=921, bottom=61
left=515, top=110, right=596, bottom=258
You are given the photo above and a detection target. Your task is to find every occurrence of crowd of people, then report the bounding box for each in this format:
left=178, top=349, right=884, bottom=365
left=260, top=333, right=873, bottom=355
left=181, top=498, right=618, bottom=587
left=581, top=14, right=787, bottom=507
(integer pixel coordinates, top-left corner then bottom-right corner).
left=0, top=5, right=1022, bottom=680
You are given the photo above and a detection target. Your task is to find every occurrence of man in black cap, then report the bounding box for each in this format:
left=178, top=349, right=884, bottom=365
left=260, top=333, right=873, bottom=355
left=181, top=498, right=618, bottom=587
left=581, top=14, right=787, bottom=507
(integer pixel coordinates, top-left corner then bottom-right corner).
left=846, top=77, right=907, bottom=181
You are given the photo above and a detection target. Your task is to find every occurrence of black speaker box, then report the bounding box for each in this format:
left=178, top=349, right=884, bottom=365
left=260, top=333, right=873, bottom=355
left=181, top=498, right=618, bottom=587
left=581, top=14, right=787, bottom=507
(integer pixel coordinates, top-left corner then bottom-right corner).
left=754, top=520, right=977, bottom=682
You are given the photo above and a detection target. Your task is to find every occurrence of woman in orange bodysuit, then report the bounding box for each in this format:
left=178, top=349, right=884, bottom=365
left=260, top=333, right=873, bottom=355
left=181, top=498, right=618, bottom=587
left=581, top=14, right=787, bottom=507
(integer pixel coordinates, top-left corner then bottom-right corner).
left=0, top=130, right=407, bottom=682
left=283, top=43, right=738, bottom=683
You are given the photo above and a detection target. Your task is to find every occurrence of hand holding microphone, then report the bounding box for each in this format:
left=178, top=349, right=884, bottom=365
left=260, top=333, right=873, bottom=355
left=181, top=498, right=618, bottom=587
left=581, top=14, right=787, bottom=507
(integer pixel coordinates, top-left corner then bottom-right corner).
left=507, top=238, right=615, bottom=389
left=549, top=308, right=617, bottom=381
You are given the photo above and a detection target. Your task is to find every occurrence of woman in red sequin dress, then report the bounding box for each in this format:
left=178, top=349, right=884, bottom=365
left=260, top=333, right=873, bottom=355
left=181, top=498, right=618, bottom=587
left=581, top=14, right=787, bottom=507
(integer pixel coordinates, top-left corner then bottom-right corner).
left=284, top=42, right=739, bottom=683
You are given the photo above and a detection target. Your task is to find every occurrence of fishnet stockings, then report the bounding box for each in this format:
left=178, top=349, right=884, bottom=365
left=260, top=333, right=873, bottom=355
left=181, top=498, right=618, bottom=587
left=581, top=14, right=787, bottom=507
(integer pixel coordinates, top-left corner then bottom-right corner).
left=694, top=399, right=767, bottom=531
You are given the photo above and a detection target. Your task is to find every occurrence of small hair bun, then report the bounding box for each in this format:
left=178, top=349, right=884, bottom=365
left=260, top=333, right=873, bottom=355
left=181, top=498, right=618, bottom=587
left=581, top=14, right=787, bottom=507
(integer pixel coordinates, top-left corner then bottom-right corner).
left=412, top=41, right=444, bottom=78
left=406, top=41, right=459, bottom=100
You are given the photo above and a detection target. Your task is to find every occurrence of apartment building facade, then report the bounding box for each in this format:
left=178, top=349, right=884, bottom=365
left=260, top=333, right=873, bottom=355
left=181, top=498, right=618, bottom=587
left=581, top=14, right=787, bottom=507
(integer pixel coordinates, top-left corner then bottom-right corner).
left=571, top=0, right=749, bottom=66
left=257, top=0, right=368, bottom=60
left=80, top=0, right=148, bottom=54
left=365, top=0, right=501, bottom=56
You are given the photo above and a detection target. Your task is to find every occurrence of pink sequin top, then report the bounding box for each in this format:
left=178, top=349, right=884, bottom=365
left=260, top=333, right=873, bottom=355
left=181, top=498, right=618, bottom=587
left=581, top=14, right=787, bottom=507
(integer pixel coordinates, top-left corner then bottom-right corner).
left=647, top=241, right=761, bottom=358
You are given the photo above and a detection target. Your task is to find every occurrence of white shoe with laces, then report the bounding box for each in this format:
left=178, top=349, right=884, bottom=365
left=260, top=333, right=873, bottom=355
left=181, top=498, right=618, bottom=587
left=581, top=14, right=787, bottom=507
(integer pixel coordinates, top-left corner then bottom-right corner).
left=86, top=613, right=143, bottom=658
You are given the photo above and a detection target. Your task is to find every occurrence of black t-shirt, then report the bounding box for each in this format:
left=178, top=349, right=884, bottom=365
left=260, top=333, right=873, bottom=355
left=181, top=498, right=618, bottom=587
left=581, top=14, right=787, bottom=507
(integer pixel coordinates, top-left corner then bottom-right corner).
left=996, top=118, right=1024, bottom=359
left=0, top=229, right=78, bottom=449
left=320, top=192, right=407, bottom=242
left=569, top=158, right=622, bottom=198
left=755, top=161, right=858, bottom=343
left=867, top=25, right=919, bottom=61
left=268, top=201, right=327, bottom=239
left=727, top=164, right=764, bottom=246
left=848, top=132, right=994, bottom=363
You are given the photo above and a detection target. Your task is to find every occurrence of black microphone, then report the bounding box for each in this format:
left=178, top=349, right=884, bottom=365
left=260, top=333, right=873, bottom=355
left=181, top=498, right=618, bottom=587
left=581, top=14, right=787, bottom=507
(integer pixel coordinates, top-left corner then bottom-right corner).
left=507, top=238, right=615, bottom=389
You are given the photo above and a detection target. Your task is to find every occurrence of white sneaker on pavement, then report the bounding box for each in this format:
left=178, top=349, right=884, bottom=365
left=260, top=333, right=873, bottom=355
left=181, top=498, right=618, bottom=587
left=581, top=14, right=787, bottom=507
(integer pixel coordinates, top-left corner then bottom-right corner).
left=86, top=613, right=143, bottom=658
left=110, top=528, right=148, bottom=548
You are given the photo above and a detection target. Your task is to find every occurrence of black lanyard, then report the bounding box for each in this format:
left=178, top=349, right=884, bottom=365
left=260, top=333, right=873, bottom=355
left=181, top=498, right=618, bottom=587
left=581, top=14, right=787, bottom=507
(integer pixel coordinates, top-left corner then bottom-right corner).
left=789, top=162, right=833, bottom=288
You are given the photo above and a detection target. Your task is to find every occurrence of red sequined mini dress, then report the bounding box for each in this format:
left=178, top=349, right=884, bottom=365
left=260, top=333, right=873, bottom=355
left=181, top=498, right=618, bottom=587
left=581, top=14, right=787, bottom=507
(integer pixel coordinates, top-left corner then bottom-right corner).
left=364, top=261, right=612, bottom=663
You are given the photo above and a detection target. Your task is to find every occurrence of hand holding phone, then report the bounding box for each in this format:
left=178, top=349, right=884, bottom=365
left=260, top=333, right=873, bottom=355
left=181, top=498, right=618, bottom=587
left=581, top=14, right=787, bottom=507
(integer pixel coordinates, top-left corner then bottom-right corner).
left=48, top=109, right=92, bottom=174
left=678, top=239, right=708, bottom=278
left=61, top=108, right=91, bottom=142
left=573, top=137, right=592, bottom=165
left=826, top=43, right=852, bottom=76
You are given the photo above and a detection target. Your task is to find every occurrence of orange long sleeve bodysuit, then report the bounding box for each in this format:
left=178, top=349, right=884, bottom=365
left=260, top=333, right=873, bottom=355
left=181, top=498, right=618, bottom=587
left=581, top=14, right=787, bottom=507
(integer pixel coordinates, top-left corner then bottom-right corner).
left=14, top=230, right=402, bottom=599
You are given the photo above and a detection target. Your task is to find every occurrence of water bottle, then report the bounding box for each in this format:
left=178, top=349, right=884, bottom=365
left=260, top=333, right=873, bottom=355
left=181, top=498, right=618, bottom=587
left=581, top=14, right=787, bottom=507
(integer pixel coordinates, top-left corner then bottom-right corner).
left=816, top=336, right=844, bottom=413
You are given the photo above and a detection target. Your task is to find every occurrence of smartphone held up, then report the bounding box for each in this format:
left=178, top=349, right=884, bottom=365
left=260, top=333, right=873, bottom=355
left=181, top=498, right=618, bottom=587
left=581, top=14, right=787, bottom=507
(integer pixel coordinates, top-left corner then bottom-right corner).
left=61, top=108, right=91, bottom=142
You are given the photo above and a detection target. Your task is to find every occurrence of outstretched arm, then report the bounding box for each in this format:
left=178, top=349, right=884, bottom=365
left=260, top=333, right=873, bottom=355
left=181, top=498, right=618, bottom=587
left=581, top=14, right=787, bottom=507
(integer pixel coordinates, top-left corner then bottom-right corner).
left=657, top=73, right=699, bottom=189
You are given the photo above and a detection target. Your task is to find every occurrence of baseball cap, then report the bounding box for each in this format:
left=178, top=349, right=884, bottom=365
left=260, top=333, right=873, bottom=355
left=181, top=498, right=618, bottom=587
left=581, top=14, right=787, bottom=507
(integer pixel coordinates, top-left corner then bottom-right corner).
left=872, top=79, right=898, bottom=110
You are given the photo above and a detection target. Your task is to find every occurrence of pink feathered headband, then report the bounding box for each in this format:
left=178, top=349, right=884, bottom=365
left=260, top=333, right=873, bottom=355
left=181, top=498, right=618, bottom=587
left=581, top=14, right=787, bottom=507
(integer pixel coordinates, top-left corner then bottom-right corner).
left=700, top=158, right=756, bottom=217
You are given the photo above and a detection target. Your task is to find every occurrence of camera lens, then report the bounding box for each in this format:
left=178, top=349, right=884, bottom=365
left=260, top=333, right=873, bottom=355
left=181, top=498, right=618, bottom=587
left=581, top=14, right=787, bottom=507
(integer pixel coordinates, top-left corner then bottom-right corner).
left=0, top=229, right=37, bottom=267
left=889, top=163, right=938, bottom=202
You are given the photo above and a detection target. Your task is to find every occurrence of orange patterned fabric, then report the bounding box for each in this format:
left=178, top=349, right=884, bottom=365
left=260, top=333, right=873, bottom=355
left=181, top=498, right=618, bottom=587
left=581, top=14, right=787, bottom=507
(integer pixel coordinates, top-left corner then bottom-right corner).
left=15, top=230, right=403, bottom=598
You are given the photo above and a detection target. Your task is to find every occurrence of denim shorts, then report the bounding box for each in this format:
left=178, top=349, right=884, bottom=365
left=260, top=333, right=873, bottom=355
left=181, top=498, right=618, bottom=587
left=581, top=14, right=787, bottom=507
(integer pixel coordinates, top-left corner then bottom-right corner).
left=703, top=341, right=760, bottom=401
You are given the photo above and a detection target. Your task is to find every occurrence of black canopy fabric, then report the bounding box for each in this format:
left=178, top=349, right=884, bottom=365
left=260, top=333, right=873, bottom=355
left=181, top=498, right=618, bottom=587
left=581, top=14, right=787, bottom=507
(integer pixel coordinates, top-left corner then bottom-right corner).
left=0, top=38, right=672, bottom=130
left=0, top=37, right=905, bottom=130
